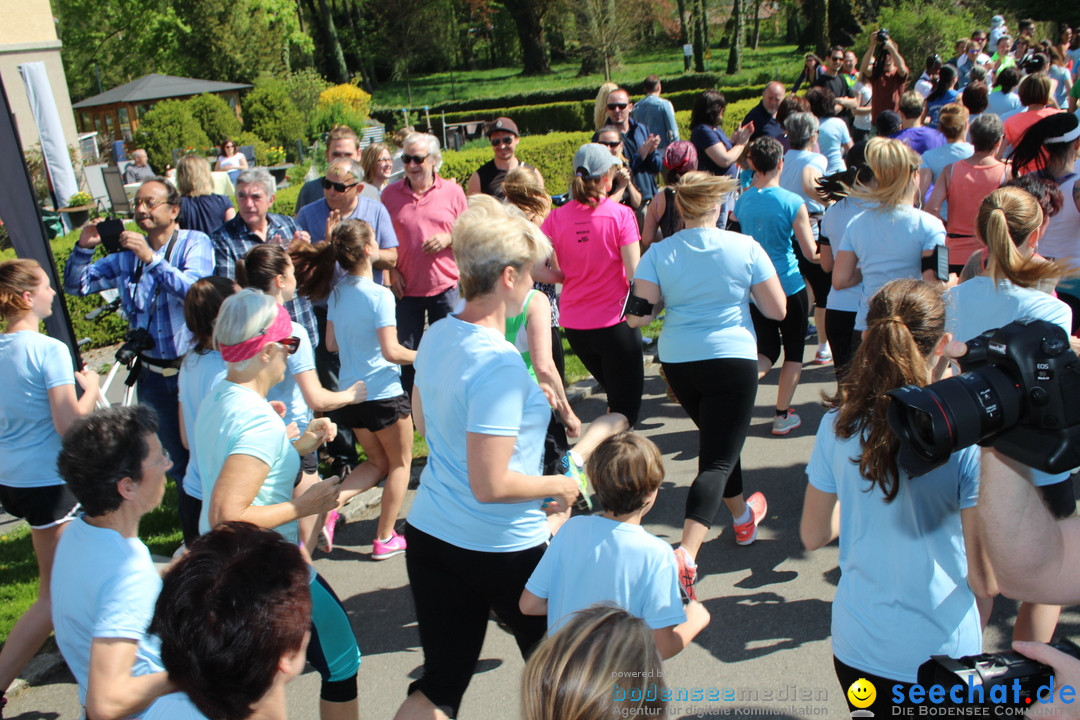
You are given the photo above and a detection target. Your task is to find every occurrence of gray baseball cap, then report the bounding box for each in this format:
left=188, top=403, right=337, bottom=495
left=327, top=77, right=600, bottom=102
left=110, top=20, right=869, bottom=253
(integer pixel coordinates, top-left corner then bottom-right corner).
left=573, top=143, right=622, bottom=180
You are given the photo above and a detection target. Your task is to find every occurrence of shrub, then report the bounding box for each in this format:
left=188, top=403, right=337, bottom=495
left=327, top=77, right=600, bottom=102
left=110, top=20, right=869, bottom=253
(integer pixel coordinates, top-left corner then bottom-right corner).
left=433, top=102, right=591, bottom=136
left=187, top=93, right=242, bottom=145
left=439, top=132, right=592, bottom=194
left=244, top=75, right=307, bottom=157
left=319, top=84, right=372, bottom=119
left=233, top=131, right=271, bottom=166
left=270, top=183, right=302, bottom=216
left=284, top=68, right=331, bottom=125
left=133, top=100, right=210, bottom=172
left=308, top=100, right=370, bottom=139
left=854, top=1, right=978, bottom=69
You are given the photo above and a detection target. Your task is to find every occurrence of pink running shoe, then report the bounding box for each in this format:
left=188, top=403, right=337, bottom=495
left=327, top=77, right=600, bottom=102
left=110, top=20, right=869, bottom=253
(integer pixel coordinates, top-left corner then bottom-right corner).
left=319, top=510, right=342, bottom=553
left=673, top=546, right=698, bottom=602
left=733, top=492, right=768, bottom=546
left=372, top=531, right=407, bottom=560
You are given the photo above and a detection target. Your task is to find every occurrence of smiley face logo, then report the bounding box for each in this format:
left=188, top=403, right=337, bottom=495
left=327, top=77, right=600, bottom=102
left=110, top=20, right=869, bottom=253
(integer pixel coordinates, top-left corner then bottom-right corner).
left=847, top=678, right=876, bottom=709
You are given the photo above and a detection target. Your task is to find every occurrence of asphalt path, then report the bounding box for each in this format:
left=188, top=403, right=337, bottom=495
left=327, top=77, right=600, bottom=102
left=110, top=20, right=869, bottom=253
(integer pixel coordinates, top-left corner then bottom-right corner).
left=5, top=356, right=1079, bottom=719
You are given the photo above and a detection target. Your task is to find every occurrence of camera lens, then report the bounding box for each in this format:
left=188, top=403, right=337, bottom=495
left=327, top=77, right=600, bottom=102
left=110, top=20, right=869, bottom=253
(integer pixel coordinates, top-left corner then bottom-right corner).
left=887, top=366, right=1022, bottom=476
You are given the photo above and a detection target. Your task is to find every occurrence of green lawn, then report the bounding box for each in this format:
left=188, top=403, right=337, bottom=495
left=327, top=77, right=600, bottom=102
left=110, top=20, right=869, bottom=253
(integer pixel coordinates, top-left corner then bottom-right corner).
left=372, top=43, right=801, bottom=109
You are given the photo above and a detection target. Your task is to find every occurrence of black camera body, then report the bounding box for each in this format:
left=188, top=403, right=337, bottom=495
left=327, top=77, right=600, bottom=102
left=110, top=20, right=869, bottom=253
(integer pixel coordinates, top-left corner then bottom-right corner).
left=887, top=319, right=1080, bottom=477
left=97, top=218, right=125, bottom=254
left=917, top=639, right=1080, bottom=710
left=877, top=28, right=890, bottom=42
left=115, top=327, right=155, bottom=366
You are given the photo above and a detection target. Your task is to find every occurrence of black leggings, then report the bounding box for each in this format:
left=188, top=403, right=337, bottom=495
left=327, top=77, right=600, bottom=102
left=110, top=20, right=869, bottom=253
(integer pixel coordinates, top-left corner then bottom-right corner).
left=662, top=358, right=758, bottom=527
left=403, top=524, right=547, bottom=718
left=563, top=322, right=644, bottom=426
left=751, top=289, right=809, bottom=365
left=833, top=657, right=920, bottom=715
left=824, top=309, right=857, bottom=380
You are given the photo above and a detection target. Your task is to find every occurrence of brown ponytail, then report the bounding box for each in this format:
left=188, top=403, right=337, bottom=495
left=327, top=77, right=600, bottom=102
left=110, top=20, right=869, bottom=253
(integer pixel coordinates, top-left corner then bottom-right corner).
left=827, top=279, right=945, bottom=502
left=290, top=219, right=375, bottom=301
left=0, top=259, right=42, bottom=318
left=571, top=168, right=613, bottom=208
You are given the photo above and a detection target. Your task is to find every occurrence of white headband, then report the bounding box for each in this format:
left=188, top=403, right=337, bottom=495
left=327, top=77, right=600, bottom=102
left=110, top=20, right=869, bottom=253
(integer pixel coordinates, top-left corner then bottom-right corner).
left=1046, top=126, right=1080, bottom=144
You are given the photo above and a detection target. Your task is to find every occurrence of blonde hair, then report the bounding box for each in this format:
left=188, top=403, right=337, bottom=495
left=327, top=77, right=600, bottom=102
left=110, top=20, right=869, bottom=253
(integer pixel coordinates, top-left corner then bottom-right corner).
left=937, top=103, right=969, bottom=141
left=851, top=137, right=920, bottom=208
left=452, top=195, right=552, bottom=300
left=0, top=259, right=42, bottom=317
left=674, top=171, right=739, bottom=223
left=594, top=82, right=619, bottom=131
left=521, top=604, right=665, bottom=720
left=359, top=142, right=391, bottom=187
left=176, top=154, right=214, bottom=197
left=978, top=187, right=1067, bottom=287
left=502, top=165, right=551, bottom=224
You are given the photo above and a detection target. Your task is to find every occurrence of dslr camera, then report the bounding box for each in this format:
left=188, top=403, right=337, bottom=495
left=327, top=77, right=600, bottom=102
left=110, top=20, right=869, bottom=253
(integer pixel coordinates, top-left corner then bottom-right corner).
left=917, top=639, right=1080, bottom=710
left=115, top=327, right=155, bottom=366
left=876, top=28, right=890, bottom=42
left=887, top=319, right=1080, bottom=477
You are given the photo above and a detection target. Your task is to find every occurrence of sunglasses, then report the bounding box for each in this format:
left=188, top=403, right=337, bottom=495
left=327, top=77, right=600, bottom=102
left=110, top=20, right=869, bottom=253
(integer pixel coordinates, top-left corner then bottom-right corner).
left=831, top=55, right=844, bottom=61
left=321, top=177, right=359, bottom=192
left=402, top=154, right=429, bottom=165
left=598, top=140, right=621, bottom=147
left=491, top=136, right=515, bottom=147
left=277, top=336, right=301, bottom=355
left=606, top=103, right=628, bottom=110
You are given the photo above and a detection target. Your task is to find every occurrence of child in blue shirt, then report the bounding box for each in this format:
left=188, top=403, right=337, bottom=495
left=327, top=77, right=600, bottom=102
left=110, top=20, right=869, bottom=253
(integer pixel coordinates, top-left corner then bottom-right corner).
left=520, top=433, right=710, bottom=658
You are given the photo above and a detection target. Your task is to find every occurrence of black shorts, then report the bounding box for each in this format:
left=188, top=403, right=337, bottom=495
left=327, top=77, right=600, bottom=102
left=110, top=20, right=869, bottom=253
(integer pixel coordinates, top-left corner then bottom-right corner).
left=0, top=483, right=80, bottom=529
left=336, top=394, right=411, bottom=434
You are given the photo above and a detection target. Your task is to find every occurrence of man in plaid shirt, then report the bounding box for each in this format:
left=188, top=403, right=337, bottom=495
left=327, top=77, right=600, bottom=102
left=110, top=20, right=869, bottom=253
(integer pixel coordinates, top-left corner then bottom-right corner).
left=64, top=177, right=213, bottom=484
left=209, top=167, right=318, bottom=347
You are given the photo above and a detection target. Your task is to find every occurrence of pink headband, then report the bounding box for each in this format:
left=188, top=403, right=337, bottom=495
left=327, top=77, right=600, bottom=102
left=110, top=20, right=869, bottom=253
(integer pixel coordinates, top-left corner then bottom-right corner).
left=220, top=304, right=292, bottom=363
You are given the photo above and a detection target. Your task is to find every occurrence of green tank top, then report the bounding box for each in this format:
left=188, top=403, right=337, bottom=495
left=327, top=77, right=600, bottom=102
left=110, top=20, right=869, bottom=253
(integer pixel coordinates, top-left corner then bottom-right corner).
left=504, top=289, right=538, bottom=382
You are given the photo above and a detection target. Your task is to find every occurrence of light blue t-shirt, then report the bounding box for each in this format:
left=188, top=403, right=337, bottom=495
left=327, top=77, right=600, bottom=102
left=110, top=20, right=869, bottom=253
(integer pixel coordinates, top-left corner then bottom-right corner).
left=1050, top=65, right=1071, bottom=109
left=51, top=517, right=164, bottom=707
left=408, top=316, right=550, bottom=552
left=195, top=381, right=301, bottom=542
left=946, top=275, right=1073, bottom=488
left=294, top=197, right=399, bottom=286
left=266, top=320, right=316, bottom=434
left=816, top=117, right=852, bottom=174
left=525, top=515, right=686, bottom=634
left=808, top=411, right=982, bottom=683
left=838, top=204, right=945, bottom=330
left=987, top=91, right=1022, bottom=120
left=920, top=142, right=974, bottom=219
left=0, top=331, right=73, bottom=488
left=635, top=226, right=776, bottom=362
left=779, top=149, right=828, bottom=214
left=178, top=350, right=228, bottom=500
left=819, top=199, right=867, bottom=314
left=734, top=186, right=807, bottom=296
left=328, top=275, right=403, bottom=400
left=144, top=693, right=208, bottom=720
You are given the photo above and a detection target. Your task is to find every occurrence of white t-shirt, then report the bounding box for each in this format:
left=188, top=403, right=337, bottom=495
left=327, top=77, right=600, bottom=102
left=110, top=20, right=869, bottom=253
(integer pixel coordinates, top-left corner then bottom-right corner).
left=51, top=517, right=164, bottom=706
left=819, top=199, right=868, bottom=313
left=808, top=411, right=982, bottom=683
left=408, top=316, right=550, bottom=552
left=525, top=515, right=686, bottom=633
left=634, top=226, right=776, bottom=363
left=0, top=331, right=73, bottom=488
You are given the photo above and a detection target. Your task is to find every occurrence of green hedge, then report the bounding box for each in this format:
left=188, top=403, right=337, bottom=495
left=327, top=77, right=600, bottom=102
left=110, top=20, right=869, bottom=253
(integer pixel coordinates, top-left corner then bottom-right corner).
left=270, top=183, right=303, bottom=217
left=372, top=73, right=771, bottom=121
left=440, top=132, right=592, bottom=194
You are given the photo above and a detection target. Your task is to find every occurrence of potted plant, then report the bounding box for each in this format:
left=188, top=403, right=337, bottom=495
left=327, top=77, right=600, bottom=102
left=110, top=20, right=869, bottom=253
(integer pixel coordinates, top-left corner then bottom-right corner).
left=262, top=146, right=291, bottom=185
left=58, top=191, right=96, bottom=227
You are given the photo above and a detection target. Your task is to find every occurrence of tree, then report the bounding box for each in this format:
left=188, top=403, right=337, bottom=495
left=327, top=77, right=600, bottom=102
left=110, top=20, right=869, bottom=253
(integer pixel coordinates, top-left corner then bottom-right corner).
left=491, top=0, right=554, bottom=75
left=132, top=101, right=210, bottom=171
left=244, top=75, right=308, bottom=148
left=727, top=0, right=745, bottom=72
left=187, top=94, right=242, bottom=144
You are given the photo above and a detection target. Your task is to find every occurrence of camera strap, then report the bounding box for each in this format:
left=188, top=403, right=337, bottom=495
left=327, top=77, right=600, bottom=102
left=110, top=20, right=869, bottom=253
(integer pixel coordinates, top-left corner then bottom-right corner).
left=131, top=229, right=180, bottom=360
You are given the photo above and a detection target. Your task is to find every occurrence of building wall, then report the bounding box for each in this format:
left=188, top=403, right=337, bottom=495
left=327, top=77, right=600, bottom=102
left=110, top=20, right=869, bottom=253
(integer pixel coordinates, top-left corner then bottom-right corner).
left=0, top=0, right=81, bottom=155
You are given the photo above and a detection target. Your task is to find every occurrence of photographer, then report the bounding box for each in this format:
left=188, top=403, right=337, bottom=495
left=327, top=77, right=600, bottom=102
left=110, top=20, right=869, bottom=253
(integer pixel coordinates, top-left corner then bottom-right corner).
left=861, top=30, right=909, bottom=123
left=63, top=177, right=214, bottom=487
left=977, top=447, right=1080, bottom=717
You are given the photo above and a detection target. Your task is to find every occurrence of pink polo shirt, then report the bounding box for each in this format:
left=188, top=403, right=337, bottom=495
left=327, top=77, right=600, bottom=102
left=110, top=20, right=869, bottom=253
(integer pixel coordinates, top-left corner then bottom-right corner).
left=382, top=175, right=467, bottom=297
left=541, top=197, right=639, bottom=330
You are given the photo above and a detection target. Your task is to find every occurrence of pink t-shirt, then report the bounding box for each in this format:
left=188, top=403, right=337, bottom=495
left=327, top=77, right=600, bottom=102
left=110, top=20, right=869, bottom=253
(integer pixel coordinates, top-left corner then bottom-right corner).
left=382, top=175, right=467, bottom=297
left=541, top=197, right=639, bottom=329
